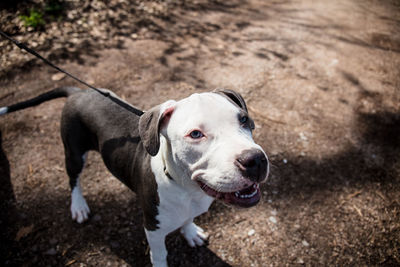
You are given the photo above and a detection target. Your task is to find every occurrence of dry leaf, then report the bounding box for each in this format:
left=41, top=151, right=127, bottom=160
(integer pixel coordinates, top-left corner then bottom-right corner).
left=15, top=224, right=34, bottom=241
left=51, top=73, right=66, bottom=81
left=65, top=259, right=76, bottom=266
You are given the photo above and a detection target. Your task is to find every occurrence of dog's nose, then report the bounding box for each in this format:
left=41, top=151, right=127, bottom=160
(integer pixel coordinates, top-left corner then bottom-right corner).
left=235, top=149, right=269, bottom=182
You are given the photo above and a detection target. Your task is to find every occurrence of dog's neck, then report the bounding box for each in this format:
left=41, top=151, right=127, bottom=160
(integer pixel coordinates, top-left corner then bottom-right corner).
left=160, top=136, right=199, bottom=191
left=163, top=166, right=175, bottom=181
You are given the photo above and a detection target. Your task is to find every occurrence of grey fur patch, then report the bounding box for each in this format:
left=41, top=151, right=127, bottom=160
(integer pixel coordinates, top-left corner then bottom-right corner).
left=139, top=105, right=163, bottom=157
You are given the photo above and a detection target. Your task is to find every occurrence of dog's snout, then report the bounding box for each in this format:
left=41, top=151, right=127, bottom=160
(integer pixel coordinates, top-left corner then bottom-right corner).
left=235, top=149, right=269, bottom=182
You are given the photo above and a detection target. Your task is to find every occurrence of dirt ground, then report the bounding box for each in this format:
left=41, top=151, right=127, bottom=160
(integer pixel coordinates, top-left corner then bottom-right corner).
left=1, top=0, right=400, bottom=266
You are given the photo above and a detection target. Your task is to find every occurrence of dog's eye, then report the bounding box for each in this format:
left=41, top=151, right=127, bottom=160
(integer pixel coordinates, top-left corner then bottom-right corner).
left=189, top=130, right=204, bottom=139
left=240, top=115, right=248, bottom=124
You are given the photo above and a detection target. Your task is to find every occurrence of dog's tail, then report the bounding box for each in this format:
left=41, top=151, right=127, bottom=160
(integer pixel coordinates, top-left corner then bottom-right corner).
left=0, top=86, right=81, bottom=116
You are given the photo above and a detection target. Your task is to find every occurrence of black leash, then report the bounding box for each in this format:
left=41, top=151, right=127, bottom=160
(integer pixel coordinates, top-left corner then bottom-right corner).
left=0, top=30, right=144, bottom=116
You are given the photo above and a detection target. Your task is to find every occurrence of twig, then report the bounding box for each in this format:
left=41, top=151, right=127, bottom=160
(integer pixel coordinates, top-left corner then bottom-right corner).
left=353, top=205, right=363, bottom=217
left=375, top=191, right=386, bottom=200
left=65, top=260, right=76, bottom=266
left=338, top=190, right=362, bottom=207
left=347, top=190, right=362, bottom=199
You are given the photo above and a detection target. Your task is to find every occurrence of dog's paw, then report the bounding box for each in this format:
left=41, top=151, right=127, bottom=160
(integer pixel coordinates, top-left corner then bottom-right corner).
left=70, top=189, right=90, bottom=223
left=180, top=222, right=208, bottom=247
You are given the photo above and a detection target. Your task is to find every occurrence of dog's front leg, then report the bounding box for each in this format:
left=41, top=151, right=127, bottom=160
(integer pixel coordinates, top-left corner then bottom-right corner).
left=180, top=219, right=209, bottom=247
left=145, top=229, right=168, bottom=267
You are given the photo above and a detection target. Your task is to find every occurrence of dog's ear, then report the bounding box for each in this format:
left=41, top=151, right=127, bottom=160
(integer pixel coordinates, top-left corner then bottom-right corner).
left=213, top=88, right=248, bottom=112
left=139, top=101, right=176, bottom=156
left=214, top=89, right=255, bottom=130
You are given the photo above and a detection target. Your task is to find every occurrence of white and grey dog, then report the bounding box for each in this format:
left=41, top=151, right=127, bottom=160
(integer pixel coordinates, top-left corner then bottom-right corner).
left=0, top=87, right=269, bottom=267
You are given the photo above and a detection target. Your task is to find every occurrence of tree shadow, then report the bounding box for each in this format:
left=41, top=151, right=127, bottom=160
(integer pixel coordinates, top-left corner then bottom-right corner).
left=3, top=193, right=231, bottom=266
left=265, top=110, right=400, bottom=201
left=0, top=130, right=18, bottom=265
left=256, top=79, right=400, bottom=264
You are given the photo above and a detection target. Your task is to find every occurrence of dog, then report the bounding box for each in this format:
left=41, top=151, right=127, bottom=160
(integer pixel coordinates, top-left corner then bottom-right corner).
left=0, top=87, right=269, bottom=267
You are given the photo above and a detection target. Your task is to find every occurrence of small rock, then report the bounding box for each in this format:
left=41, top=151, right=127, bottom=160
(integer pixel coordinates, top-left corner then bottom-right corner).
left=269, top=216, right=277, bottom=224
left=283, top=159, right=288, bottom=164
left=302, top=240, right=310, bottom=247
left=247, top=229, right=255, bottom=236
left=51, top=73, right=66, bottom=81
left=299, top=132, right=308, bottom=141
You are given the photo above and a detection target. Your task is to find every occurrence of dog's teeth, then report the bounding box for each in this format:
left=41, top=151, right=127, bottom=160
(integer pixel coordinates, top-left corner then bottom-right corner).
left=240, top=188, right=258, bottom=199
left=235, top=185, right=258, bottom=199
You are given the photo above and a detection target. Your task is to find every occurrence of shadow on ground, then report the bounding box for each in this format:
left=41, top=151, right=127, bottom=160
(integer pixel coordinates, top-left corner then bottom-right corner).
left=1, top=87, right=399, bottom=266
left=259, top=87, right=400, bottom=264
left=0, top=131, right=17, bottom=264
left=1, top=0, right=399, bottom=266
left=267, top=110, right=400, bottom=200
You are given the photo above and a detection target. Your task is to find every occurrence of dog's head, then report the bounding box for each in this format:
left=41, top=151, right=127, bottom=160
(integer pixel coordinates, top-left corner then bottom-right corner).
left=139, top=89, right=269, bottom=207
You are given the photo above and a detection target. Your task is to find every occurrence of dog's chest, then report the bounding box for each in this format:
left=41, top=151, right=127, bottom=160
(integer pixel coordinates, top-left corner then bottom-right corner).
left=157, top=183, right=214, bottom=230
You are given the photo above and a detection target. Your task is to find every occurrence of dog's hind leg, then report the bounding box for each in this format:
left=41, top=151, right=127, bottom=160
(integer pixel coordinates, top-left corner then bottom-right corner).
left=65, top=147, right=90, bottom=223
left=62, top=120, right=93, bottom=223
left=68, top=151, right=90, bottom=223
left=61, top=111, right=96, bottom=223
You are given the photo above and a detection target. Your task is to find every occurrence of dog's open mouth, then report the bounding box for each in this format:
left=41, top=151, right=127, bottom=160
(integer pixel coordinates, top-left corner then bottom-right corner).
left=197, top=181, right=261, bottom=207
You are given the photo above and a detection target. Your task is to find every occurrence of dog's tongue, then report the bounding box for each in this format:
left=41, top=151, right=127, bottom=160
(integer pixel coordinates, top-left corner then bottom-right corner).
left=198, top=182, right=261, bottom=208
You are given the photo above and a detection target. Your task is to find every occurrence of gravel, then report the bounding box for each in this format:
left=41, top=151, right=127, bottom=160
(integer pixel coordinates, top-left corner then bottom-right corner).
left=0, top=0, right=182, bottom=78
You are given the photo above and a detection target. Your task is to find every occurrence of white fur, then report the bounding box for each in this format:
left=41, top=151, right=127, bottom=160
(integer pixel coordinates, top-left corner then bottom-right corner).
left=164, top=93, right=268, bottom=192
left=70, top=180, right=90, bottom=223
left=145, top=92, right=268, bottom=266
left=0, top=107, right=8, bottom=115
left=70, top=153, right=90, bottom=223
left=180, top=221, right=208, bottom=247
left=146, top=148, right=213, bottom=266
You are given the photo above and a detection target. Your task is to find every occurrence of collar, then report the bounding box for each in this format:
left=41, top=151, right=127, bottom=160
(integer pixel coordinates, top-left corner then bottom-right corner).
left=163, top=166, right=174, bottom=181
left=161, top=152, right=174, bottom=181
